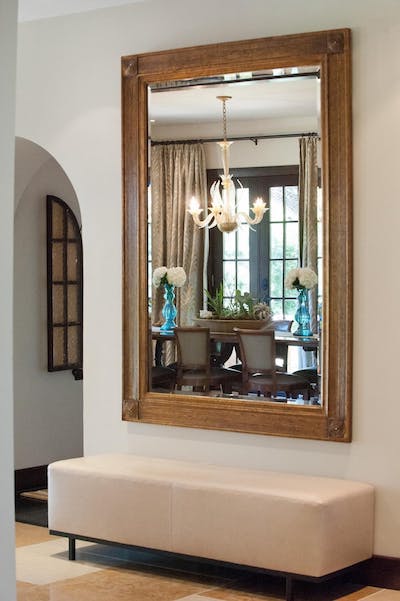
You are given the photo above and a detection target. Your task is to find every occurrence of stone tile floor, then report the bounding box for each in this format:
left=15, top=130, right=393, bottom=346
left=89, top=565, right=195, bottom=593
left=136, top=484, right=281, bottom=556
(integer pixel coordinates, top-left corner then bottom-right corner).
left=15, top=523, right=400, bottom=601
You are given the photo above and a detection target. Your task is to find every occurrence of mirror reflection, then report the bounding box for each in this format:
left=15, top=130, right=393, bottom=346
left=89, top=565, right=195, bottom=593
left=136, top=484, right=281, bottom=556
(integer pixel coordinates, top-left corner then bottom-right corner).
left=148, top=66, right=322, bottom=406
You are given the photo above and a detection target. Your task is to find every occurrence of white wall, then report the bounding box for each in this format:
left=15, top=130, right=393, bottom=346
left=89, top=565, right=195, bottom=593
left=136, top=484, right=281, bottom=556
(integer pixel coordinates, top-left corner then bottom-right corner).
left=0, top=0, right=17, bottom=598
left=14, top=144, right=83, bottom=470
left=15, top=0, right=400, bottom=557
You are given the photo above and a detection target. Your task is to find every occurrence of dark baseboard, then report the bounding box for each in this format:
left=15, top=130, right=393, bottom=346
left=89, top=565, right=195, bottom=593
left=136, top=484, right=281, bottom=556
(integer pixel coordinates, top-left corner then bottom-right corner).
left=350, top=556, right=400, bottom=590
left=15, top=465, right=48, bottom=494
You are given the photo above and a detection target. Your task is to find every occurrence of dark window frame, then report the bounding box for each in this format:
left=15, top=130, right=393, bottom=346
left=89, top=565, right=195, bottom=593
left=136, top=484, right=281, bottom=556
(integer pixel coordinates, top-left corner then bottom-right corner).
left=46, top=195, right=83, bottom=380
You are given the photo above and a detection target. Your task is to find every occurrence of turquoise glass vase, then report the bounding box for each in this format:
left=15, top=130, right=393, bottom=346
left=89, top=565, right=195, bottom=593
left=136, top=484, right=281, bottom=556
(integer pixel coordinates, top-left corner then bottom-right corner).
left=294, top=288, right=312, bottom=336
left=160, top=283, right=177, bottom=332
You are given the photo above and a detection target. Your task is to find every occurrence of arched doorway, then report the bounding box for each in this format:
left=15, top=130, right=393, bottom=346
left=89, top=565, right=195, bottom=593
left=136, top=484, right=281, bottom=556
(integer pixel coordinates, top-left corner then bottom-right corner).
left=14, top=137, right=83, bottom=495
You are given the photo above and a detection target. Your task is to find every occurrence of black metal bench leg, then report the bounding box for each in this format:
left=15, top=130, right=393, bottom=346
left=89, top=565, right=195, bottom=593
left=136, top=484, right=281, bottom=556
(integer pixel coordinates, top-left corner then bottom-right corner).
left=68, top=537, right=76, bottom=560
left=286, top=576, right=294, bottom=601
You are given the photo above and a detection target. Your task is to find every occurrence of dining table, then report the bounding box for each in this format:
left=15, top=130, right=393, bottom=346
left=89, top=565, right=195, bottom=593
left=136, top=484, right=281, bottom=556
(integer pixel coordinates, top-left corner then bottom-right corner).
left=151, top=326, right=319, bottom=367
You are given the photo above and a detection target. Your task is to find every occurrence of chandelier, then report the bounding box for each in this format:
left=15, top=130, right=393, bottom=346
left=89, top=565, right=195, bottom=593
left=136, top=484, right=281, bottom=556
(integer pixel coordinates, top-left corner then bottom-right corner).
left=188, top=95, right=267, bottom=233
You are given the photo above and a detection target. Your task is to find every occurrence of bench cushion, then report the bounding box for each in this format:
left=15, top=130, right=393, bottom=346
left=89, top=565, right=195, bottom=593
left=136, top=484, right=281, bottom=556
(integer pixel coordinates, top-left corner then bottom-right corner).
left=48, top=453, right=374, bottom=577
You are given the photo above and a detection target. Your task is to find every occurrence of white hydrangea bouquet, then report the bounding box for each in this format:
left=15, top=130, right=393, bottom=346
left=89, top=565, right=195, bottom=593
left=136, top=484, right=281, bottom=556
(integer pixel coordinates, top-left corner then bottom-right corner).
left=152, top=266, right=187, bottom=288
left=285, top=267, right=318, bottom=290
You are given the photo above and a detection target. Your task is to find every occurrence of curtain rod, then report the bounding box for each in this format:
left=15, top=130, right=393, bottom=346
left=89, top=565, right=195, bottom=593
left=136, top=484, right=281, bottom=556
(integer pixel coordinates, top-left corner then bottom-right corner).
left=150, top=71, right=320, bottom=93
left=151, top=132, right=319, bottom=146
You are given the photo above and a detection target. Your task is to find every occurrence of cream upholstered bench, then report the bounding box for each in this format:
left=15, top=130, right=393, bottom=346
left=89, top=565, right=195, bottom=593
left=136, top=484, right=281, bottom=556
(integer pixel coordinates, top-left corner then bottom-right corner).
left=48, top=454, right=374, bottom=600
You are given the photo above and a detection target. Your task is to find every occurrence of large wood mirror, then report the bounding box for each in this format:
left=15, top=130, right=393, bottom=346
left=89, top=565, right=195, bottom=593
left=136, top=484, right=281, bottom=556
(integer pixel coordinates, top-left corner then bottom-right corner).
left=122, top=29, right=352, bottom=441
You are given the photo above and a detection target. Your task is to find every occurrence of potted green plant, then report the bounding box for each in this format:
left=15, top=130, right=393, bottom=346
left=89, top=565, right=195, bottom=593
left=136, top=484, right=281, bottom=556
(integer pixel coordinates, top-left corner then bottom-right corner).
left=193, top=284, right=272, bottom=333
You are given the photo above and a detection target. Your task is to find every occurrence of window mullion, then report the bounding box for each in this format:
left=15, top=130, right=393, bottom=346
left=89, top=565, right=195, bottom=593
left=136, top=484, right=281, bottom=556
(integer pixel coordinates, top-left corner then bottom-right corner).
left=62, top=206, right=69, bottom=365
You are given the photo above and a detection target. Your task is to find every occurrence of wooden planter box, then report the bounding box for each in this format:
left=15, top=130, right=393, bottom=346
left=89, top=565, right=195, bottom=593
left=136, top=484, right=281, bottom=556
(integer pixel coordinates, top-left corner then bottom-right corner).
left=192, top=318, right=270, bottom=333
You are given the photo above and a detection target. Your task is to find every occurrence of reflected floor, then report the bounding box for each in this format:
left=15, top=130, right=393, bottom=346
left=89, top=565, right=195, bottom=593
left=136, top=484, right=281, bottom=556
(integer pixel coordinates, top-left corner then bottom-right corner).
left=16, top=523, right=400, bottom=601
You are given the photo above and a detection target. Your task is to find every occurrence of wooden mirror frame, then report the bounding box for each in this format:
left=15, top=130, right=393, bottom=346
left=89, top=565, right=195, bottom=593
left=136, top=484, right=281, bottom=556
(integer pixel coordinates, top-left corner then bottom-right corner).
left=121, top=28, right=352, bottom=441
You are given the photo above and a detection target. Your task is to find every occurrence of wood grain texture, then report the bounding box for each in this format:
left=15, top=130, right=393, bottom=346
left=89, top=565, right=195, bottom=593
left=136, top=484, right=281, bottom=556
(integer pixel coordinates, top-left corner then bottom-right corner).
left=121, top=29, right=353, bottom=441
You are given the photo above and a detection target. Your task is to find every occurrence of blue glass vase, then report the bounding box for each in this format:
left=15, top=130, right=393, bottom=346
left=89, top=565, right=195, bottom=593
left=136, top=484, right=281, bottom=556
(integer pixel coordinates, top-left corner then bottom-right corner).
left=160, top=283, right=177, bottom=332
left=294, top=288, right=312, bottom=336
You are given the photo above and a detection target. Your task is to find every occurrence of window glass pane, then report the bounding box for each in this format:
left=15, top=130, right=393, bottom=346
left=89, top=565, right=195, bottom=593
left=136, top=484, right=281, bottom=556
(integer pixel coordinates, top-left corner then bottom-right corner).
left=53, top=326, right=65, bottom=367
left=237, top=227, right=249, bottom=259
left=317, top=186, right=323, bottom=221
left=148, top=224, right=152, bottom=260
left=67, top=285, right=79, bottom=322
left=270, top=223, right=283, bottom=259
left=270, top=261, right=283, bottom=298
left=52, top=202, right=64, bottom=238
left=67, top=242, right=78, bottom=280
left=285, top=186, right=299, bottom=221
left=148, top=185, right=152, bottom=222
left=67, top=326, right=79, bottom=364
left=318, top=257, right=323, bottom=295
left=285, top=223, right=299, bottom=259
left=52, top=285, right=64, bottom=323
left=270, top=299, right=283, bottom=320
left=270, top=187, right=283, bottom=221
left=148, top=262, right=152, bottom=304
left=223, top=231, right=236, bottom=260
left=317, top=221, right=323, bottom=258
left=237, top=261, right=250, bottom=292
left=67, top=215, right=78, bottom=238
left=236, top=187, right=249, bottom=214
left=284, top=299, right=297, bottom=319
left=285, top=260, right=298, bottom=297
left=52, top=242, right=64, bottom=280
left=223, top=261, right=236, bottom=293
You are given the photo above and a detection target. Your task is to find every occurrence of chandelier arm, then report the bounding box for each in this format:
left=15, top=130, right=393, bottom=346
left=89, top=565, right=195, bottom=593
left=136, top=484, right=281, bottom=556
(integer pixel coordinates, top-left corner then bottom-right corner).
left=210, top=181, right=223, bottom=208
left=190, top=211, right=216, bottom=229
left=237, top=211, right=264, bottom=226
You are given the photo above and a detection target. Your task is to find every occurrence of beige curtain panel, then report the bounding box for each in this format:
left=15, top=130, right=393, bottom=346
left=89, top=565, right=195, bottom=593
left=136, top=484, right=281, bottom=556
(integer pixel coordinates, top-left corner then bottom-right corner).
left=151, top=142, right=208, bottom=329
left=298, top=136, right=318, bottom=333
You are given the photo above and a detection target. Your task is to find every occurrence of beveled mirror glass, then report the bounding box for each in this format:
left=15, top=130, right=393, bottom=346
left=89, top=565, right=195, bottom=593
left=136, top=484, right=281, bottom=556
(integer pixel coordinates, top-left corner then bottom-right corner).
left=122, top=29, right=352, bottom=441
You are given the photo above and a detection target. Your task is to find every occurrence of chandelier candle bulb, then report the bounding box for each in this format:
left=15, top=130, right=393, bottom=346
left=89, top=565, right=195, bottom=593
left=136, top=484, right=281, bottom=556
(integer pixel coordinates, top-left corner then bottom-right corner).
left=253, top=197, right=267, bottom=213
left=189, top=197, right=201, bottom=215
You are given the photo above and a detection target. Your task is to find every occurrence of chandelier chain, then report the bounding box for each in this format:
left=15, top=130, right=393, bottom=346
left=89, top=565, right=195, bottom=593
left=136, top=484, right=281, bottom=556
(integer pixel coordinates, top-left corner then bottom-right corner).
left=222, top=98, right=227, bottom=141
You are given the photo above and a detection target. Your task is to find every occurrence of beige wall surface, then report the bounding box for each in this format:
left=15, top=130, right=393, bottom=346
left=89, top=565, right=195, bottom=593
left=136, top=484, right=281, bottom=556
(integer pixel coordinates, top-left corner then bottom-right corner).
left=16, top=0, right=400, bottom=556
left=0, top=0, right=18, bottom=598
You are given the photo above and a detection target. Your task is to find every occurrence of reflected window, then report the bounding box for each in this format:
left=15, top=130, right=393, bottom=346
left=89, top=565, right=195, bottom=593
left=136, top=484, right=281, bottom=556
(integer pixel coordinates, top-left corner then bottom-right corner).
left=46, top=195, right=83, bottom=380
left=208, top=166, right=300, bottom=320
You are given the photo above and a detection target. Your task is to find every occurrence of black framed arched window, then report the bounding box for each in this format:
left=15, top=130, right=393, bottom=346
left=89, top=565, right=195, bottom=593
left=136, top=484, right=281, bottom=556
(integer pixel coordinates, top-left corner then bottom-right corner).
left=46, top=195, right=83, bottom=380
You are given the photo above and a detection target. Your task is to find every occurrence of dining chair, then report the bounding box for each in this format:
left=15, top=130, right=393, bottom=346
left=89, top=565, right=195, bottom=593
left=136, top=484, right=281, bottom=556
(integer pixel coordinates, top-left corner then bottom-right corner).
left=235, top=328, right=309, bottom=400
left=229, top=319, right=294, bottom=373
left=174, top=327, right=240, bottom=394
left=271, top=319, right=293, bottom=372
left=151, top=365, right=176, bottom=391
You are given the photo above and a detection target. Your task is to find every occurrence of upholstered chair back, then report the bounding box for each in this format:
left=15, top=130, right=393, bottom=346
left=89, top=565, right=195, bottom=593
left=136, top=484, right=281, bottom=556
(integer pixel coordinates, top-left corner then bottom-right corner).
left=175, top=327, right=210, bottom=370
left=235, top=329, right=276, bottom=374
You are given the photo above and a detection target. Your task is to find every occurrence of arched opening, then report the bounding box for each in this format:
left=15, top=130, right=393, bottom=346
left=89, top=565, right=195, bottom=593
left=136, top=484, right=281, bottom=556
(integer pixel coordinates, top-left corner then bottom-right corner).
left=14, top=137, right=83, bottom=508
